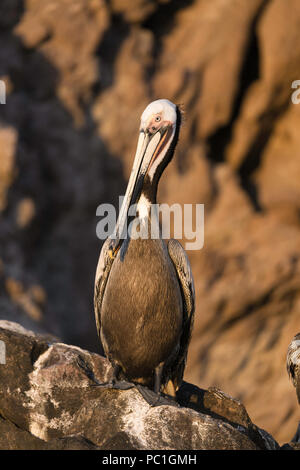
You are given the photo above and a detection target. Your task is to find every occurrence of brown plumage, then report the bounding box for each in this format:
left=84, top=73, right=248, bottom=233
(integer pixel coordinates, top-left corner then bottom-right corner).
left=287, top=333, right=300, bottom=442
left=287, top=333, right=300, bottom=404
left=94, top=99, right=195, bottom=400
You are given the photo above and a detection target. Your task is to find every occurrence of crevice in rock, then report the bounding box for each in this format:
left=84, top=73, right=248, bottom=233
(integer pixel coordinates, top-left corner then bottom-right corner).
left=232, top=318, right=267, bottom=375
left=143, top=0, right=195, bottom=36
left=8, top=41, right=59, bottom=101
left=30, top=340, right=49, bottom=366
left=237, top=98, right=291, bottom=210
left=76, top=354, right=100, bottom=384
left=0, top=409, right=27, bottom=433
left=177, top=382, right=274, bottom=450
left=93, top=13, right=130, bottom=94
left=206, top=4, right=264, bottom=165
left=142, top=0, right=195, bottom=97
left=0, top=0, right=24, bottom=31
left=206, top=1, right=271, bottom=211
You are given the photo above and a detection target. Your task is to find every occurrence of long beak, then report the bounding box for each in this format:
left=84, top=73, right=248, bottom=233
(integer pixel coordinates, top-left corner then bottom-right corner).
left=110, top=129, right=164, bottom=253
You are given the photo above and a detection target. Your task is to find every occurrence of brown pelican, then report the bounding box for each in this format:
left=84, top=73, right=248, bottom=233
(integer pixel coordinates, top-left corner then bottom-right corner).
left=94, top=99, right=195, bottom=405
left=287, top=333, right=300, bottom=442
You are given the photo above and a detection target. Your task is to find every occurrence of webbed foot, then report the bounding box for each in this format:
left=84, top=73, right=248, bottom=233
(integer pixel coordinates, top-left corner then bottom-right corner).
left=136, top=384, right=180, bottom=407
left=91, top=379, right=135, bottom=390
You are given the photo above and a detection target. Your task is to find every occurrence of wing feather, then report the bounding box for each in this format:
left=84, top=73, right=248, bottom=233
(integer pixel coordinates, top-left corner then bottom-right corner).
left=167, top=238, right=195, bottom=388
left=94, top=237, right=114, bottom=338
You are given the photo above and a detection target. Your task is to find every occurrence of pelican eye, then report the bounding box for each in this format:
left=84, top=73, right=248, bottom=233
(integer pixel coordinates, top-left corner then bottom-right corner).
left=155, top=116, right=161, bottom=122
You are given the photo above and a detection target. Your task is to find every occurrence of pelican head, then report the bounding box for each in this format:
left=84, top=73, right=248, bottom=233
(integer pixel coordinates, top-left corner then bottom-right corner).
left=139, top=99, right=179, bottom=183
left=111, top=99, right=181, bottom=253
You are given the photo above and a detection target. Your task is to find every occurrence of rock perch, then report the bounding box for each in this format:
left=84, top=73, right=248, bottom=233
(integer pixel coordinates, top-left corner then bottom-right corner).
left=0, top=320, right=285, bottom=450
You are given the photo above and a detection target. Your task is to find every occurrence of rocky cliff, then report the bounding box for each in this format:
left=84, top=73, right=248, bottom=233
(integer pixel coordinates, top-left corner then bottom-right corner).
left=0, top=321, right=286, bottom=450
left=0, top=0, right=300, bottom=445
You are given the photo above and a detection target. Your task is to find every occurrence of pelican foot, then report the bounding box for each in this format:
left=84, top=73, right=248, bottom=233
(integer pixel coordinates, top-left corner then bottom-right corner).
left=91, top=380, right=135, bottom=390
left=113, top=380, right=136, bottom=390
left=136, top=384, right=180, bottom=408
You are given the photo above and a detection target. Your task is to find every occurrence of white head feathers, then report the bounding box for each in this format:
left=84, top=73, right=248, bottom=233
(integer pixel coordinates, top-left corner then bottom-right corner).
left=141, top=99, right=177, bottom=128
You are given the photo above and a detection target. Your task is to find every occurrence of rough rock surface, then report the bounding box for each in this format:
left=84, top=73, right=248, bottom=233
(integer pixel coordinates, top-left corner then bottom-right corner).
left=0, top=0, right=300, bottom=445
left=0, top=321, right=281, bottom=450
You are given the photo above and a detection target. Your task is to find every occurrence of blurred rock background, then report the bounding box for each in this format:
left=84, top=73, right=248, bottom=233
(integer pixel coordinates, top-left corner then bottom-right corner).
left=0, top=0, right=299, bottom=445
